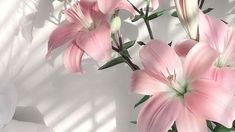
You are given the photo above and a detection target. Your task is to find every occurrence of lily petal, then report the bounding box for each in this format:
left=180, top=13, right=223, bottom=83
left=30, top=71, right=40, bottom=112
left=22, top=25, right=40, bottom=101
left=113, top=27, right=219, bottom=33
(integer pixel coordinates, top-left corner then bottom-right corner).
left=97, top=0, right=134, bottom=15
left=76, top=19, right=111, bottom=62
left=186, top=79, right=235, bottom=128
left=64, top=42, right=84, bottom=73
left=151, top=0, right=159, bottom=10
left=47, top=22, right=81, bottom=58
left=137, top=93, right=182, bottom=132
left=204, top=67, right=235, bottom=93
left=199, top=11, right=229, bottom=52
left=131, top=70, right=172, bottom=95
left=224, top=28, right=235, bottom=67
left=97, top=0, right=119, bottom=14
left=176, top=107, right=208, bottom=132
left=140, top=40, right=183, bottom=80
left=116, top=0, right=135, bottom=15
left=174, top=39, right=197, bottom=57
left=184, top=43, right=219, bottom=80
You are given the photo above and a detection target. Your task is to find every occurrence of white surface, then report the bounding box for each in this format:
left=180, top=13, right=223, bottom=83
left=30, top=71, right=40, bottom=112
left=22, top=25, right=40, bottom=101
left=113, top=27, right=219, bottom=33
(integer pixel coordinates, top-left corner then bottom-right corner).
left=0, top=83, right=17, bottom=127
left=2, top=120, right=53, bottom=132
left=1, top=0, right=235, bottom=132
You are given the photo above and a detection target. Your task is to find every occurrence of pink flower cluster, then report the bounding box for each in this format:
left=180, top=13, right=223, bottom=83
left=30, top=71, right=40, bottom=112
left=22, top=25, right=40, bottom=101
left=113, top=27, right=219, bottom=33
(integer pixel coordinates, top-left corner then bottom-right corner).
left=47, top=0, right=135, bottom=72
left=132, top=4, right=235, bottom=132
left=47, top=0, right=235, bottom=131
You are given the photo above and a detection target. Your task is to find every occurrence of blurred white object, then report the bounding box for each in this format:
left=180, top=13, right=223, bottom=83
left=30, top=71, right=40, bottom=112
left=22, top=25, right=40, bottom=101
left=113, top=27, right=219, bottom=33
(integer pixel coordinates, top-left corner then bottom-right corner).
left=0, top=0, right=38, bottom=80
left=2, top=120, right=54, bottom=132
left=0, top=83, right=17, bottom=128
left=0, top=0, right=53, bottom=131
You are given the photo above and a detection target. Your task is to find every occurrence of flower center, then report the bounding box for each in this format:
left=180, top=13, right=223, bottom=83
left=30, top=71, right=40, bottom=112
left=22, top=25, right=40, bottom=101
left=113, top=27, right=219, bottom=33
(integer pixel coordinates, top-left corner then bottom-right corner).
left=165, top=69, right=188, bottom=97
left=69, top=3, right=93, bottom=30
left=214, top=54, right=228, bottom=68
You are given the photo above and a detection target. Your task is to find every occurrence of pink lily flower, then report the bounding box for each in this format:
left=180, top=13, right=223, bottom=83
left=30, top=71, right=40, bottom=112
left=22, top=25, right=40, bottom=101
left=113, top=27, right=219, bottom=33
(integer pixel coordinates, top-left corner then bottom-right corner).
left=199, top=12, right=235, bottom=69
left=174, top=0, right=199, bottom=40
left=199, top=12, right=235, bottom=92
left=174, top=12, right=235, bottom=93
left=47, top=1, right=112, bottom=72
left=80, top=0, right=135, bottom=15
left=131, top=40, right=235, bottom=132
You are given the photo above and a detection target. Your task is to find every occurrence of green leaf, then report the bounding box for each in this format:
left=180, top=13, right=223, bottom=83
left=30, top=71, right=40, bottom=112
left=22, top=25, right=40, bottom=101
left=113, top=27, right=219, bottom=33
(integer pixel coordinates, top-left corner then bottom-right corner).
left=123, top=41, right=136, bottom=49
left=134, top=95, right=150, bottom=108
left=171, top=11, right=178, bottom=17
left=203, top=8, right=214, bottom=14
left=168, top=123, right=177, bottom=132
left=130, top=121, right=137, bottom=124
left=137, top=41, right=146, bottom=46
left=148, top=10, right=165, bottom=20
left=168, top=130, right=177, bottom=132
left=221, top=20, right=228, bottom=24
left=120, top=49, right=131, bottom=58
left=207, top=121, right=214, bottom=131
left=214, top=126, right=229, bottom=132
left=98, top=56, right=126, bottom=70
left=171, top=8, right=213, bottom=18
left=214, top=124, right=235, bottom=132
left=168, top=41, right=172, bottom=47
left=111, top=34, right=120, bottom=48
left=132, top=15, right=144, bottom=22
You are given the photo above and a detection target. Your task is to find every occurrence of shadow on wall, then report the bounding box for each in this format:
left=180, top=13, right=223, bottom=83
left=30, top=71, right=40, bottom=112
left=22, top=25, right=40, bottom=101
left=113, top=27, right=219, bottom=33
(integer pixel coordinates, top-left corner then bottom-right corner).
left=34, top=0, right=54, bottom=28
left=14, top=0, right=235, bottom=132
left=203, top=0, right=235, bottom=18
left=13, top=106, right=46, bottom=125
left=16, top=1, right=142, bottom=132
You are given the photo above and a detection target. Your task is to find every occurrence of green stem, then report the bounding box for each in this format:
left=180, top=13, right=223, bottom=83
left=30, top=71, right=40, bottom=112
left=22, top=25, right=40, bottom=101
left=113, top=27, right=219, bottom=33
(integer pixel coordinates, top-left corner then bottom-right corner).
left=128, top=0, right=154, bottom=40
left=145, top=1, right=150, bottom=17
left=198, top=0, right=201, bottom=5
left=112, top=35, right=140, bottom=71
left=112, top=46, right=139, bottom=71
left=118, top=32, right=123, bottom=50
left=199, top=0, right=205, bottom=9
left=144, top=2, right=154, bottom=40
left=127, top=0, right=142, bottom=14
left=144, top=19, right=154, bottom=40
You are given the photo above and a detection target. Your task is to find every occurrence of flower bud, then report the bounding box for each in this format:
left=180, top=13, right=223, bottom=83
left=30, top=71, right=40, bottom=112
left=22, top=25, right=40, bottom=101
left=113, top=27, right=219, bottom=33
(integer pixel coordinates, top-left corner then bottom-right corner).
left=174, top=0, right=199, bottom=40
left=111, top=15, right=121, bottom=33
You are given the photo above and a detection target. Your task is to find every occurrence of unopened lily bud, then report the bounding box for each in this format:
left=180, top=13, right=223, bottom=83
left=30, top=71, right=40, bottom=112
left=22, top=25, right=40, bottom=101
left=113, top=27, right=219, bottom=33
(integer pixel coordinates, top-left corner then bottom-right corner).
left=174, top=0, right=199, bottom=40
left=111, top=15, right=121, bottom=33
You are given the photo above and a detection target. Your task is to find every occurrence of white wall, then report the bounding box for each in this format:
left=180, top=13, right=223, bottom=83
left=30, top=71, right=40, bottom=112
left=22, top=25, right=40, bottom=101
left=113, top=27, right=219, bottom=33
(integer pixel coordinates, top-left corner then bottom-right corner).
left=12, top=0, right=235, bottom=132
